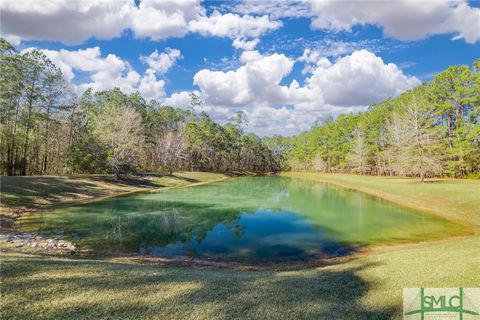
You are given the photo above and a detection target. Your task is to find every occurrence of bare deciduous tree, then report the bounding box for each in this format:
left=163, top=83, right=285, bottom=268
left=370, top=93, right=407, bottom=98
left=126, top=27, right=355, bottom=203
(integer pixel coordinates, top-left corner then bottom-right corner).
left=94, top=105, right=144, bottom=179
left=348, top=128, right=368, bottom=174
left=387, top=93, right=443, bottom=182
left=155, top=130, right=187, bottom=175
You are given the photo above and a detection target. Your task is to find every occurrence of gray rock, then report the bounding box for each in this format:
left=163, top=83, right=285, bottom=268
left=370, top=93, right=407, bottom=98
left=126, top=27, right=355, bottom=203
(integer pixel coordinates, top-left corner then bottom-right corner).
left=1, top=232, right=76, bottom=252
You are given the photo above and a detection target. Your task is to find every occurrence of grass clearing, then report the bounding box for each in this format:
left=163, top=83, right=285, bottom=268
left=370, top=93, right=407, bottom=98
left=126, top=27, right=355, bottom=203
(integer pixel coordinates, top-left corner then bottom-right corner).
left=1, top=172, right=479, bottom=319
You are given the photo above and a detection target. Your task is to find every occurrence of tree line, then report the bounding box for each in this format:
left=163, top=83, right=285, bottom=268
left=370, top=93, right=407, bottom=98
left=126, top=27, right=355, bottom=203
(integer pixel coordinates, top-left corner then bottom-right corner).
left=273, top=60, right=480, bottom=180
left=0, top=38, right=281, bottom=177
left=1, top=36, right=478, bottom=180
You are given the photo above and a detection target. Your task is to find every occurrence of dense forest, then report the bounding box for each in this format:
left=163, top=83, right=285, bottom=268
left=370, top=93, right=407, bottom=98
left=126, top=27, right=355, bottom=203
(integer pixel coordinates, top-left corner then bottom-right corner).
left=0, top=38, right=281, bottom=177
left=1, top=37, right=479, bottom=180
left=271, top=59, right=480, bottom=180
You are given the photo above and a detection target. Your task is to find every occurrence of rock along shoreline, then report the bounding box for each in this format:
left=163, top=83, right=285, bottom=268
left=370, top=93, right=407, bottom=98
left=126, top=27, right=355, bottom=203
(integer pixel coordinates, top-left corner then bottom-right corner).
left=0, top=233, right=76, bottom=252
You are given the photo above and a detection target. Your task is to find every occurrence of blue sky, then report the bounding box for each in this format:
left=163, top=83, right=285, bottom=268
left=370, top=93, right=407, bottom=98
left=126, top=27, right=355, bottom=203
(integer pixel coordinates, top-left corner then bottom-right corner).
left=2, top=0, right=479, bottom=135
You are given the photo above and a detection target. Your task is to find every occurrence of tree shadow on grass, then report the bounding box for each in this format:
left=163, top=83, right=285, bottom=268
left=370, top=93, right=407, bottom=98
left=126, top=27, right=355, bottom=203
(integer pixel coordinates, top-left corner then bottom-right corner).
left=0, top=252, right=400, bottom=319
left=136, top=172, right=202, bottom=183
left=0, top=175, right=167, bottom=232
left=169, top=174, right=200, bottom=183
left=0, top=175, right=162, bottom=212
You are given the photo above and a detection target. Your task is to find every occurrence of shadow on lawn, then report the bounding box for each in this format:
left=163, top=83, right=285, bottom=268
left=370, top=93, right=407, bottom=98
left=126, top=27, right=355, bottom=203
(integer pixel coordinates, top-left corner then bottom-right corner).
left=170, top=174, right=200, bottom=183
left=0, top=175, right=162, bottom=210
left=0, top=252, right=400, bottom=319
left=137, top=172, right=201, bottom=183
left=0, top=175, right=167, bottom=231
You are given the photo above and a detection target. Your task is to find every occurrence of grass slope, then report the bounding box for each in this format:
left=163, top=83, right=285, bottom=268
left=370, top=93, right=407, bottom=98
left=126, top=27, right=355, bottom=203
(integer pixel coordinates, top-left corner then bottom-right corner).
left=0, top=172, right=226, bottom=229
left=1, top=172, right=479, bottom=319
left=281, top=172, right=480, bottom=225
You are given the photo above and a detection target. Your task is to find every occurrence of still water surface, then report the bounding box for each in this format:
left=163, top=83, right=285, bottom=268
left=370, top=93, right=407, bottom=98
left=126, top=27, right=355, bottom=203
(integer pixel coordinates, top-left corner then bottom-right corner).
left=19, top=176, right=467, bottom=263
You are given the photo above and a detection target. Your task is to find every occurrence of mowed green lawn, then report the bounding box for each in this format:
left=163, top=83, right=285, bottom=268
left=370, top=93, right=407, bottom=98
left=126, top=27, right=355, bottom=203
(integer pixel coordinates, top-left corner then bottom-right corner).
left=1, top=173, right=479, bottom=320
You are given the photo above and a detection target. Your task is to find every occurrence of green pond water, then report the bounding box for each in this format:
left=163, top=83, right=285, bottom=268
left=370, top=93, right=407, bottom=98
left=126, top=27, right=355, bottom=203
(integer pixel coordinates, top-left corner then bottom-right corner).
left=19, top=176, right=467, bottom=263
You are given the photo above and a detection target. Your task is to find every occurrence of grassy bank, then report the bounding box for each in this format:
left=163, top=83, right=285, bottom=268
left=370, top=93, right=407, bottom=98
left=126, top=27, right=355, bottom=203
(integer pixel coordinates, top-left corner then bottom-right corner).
left=0, top=172, right=227, bottom=230
left=1, top=173, right=479, bottom=319
left=281, top=172, right=480, bottom=226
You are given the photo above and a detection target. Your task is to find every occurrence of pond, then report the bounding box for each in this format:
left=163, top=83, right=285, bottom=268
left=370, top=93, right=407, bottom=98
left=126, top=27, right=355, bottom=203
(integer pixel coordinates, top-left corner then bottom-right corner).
left=18, top=176, right=468, bottom=263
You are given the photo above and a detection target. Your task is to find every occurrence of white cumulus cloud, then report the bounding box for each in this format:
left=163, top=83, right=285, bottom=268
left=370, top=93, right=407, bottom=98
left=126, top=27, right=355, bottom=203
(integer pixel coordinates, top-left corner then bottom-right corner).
left=232, top=38, right=260, bottom=50
left=305, top=49, right=421, bottom=106
left=140, top=48, right=182, bottom=75
left=132, top=0, right=202, bottom=40
left=137, top=71, right=166, bottom=100
left=228, top=0, right=480, bottom=43
left=186, top=49, right=420, bottom=136
left=4, top=0, right=477, bottom=46
left=1, top=0, right=282, bottom=45
left=305, top=0, right=480, bottom=43
left=193, top=51, right=300, bottom=107
left=188, top=11, right=282, bottom=39
left=25, top=46, right=167, bottom=101
left=1, top=0, right=133, bottom=45
left=163, top=90, right=195, bottom=109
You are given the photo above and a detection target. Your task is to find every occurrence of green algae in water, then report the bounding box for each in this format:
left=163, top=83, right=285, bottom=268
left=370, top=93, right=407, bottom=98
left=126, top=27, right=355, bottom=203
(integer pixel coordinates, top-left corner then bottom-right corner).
left=18, top=176, right=469, bottom=263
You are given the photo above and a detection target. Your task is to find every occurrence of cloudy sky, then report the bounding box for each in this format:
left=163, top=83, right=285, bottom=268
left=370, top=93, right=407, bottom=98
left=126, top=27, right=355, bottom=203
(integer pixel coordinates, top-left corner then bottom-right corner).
left=2, top=0, right=479, bottom=136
